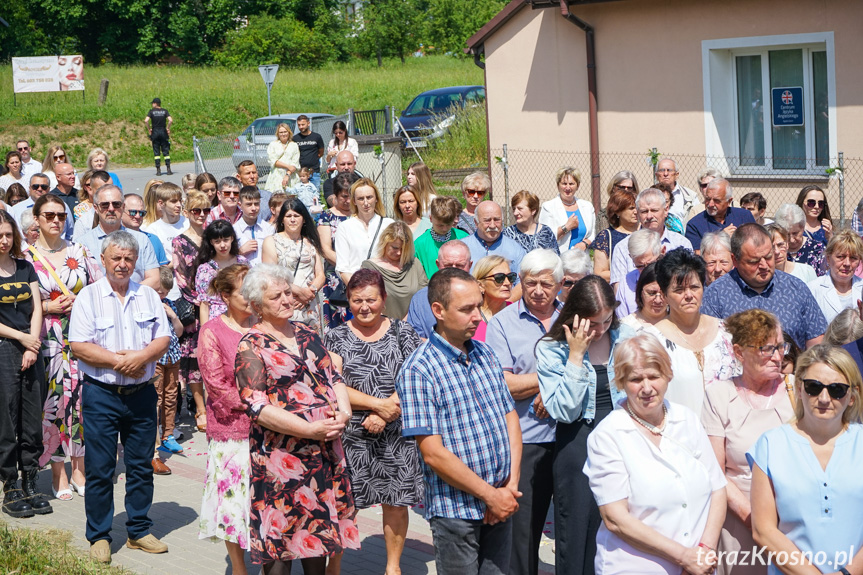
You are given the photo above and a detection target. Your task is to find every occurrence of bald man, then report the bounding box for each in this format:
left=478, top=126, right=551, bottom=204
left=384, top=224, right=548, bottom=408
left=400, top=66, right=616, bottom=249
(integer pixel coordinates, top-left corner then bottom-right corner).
left=322, top=150, right=359, bottom=206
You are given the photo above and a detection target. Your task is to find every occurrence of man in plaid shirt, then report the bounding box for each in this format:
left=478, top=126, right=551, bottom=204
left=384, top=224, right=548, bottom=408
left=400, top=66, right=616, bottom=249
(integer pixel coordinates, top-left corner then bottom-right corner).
left=397, top=267, right=523, bottom=575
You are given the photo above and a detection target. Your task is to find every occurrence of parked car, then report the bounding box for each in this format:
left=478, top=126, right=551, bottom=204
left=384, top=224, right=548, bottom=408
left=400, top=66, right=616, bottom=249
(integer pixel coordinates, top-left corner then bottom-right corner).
left=397, top=85, right=485, bottom=147
left=232, top=113, right=335, bottom=177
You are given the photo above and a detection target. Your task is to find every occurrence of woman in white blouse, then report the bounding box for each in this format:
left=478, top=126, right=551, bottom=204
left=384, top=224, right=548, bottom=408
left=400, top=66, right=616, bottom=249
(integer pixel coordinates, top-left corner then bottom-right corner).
left=334, top=178, right=394, bottom=285
left=263, top=123, right=300, bottom=193
left=584, top=333, right=727, bottom=575
left=806, top=229, right=863, bottom=324
left=325, top=121, right=358, bottom=172
left=537, top=167, right=596, bottom=253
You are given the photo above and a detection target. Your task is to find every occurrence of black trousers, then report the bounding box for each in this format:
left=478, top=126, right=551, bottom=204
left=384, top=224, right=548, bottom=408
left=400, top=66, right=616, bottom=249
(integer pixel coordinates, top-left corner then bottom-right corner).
left=509, top=442, right=555, bottom=575
left=151, top=131, right=170, bottom=162
left=0, top=339, right=45, bottom=482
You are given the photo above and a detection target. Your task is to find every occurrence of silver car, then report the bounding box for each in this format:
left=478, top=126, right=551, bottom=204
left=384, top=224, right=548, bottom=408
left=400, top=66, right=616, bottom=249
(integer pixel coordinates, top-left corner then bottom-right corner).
left=232, top=113, right=336, bottom=177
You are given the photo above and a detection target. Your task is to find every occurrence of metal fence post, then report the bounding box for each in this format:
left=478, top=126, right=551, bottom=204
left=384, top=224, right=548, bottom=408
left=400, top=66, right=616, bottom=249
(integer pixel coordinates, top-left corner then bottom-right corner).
left=379, top=140, right=387, bottom=216
left=839, top=151, right=846, bottom=228
left=348, top=109, right=355, bottom=135
left=385, top=106, right=392, bottom=135
left=502, top=144, right=511, bottom=227
left=193, top=136, right=200, bottom=174
left=251, top=125, right=257, bottom=170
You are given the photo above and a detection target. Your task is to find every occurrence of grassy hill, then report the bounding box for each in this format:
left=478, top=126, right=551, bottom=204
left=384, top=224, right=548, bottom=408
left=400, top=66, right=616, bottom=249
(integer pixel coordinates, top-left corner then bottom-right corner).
left=1, top=56, right=483, bottom=167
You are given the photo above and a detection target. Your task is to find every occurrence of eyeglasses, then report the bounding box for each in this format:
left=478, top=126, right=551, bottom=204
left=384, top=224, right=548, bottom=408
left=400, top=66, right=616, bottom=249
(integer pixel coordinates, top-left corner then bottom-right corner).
left=127, top=209, right=147, bottom=218
left=699, top=182, right=710, bottom=189
left=97, top=201, right=123, bottom=210
left=805, top=199, right=825, bottom=209
left=39, top=211, right=67, bottom=222
left=482, top=272, right=517, bottom=285
left=562, top=279, right=576, bottom=288
left=746, top=342, right=791, bottom=358
left=802, top=378, right=851, bottom=400
left=613, top=184, right=635, bottom=191
left=31, top=183, right=50, bottom=191
left=464, top=189, right=486, bottom=197
left=221, top=190, right=240, bottom=198
left=642, top=289, right=664, bottom=301
left=189, top=207, right=212, bottom=216
left=53, top=154, right=66, bottom=161
left=17, top=146, right=29, bottom=151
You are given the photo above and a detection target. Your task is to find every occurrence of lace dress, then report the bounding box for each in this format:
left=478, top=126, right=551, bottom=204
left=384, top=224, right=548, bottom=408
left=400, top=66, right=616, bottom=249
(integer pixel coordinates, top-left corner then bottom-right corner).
left=589, top=227, right=630, bottom=262
left=503, top=223, right=560, bottom=254
left=273, top=234, right=321, bottom=333
left=788, top=236, right=826, bottom=276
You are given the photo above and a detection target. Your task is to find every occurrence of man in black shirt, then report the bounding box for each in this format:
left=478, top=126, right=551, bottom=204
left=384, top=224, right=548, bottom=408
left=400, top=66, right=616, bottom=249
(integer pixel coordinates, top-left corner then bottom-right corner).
left=292, top=115, right=325, bottom=191
left=144, top=98, right=173, bottom=176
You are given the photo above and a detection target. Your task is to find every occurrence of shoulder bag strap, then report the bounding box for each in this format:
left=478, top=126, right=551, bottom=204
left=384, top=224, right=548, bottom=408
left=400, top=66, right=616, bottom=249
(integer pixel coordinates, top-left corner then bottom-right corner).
left=28, top=245, right=72, bottom=298
left=607, top=228, right=614, bottom=256
left=367, top=217, right=384, bottom=260
left=784, top=374, right=796, bottom=409
left=294, top=237, right=304, bottom=277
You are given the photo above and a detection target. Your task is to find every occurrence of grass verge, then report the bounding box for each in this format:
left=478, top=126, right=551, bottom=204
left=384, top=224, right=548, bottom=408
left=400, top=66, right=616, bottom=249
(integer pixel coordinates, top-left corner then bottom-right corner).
left=0, top=521, right=132, bottom=574
left=0, top=56, right=483, bottom=167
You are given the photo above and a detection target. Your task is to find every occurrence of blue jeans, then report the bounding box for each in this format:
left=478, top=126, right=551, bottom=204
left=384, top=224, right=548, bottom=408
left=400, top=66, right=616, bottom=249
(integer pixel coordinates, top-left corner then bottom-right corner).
left=83, top=380, right=157, bottom=543
left=309, top=170, right=321, bottom=191
left=429, top=516, right=512, bottom=575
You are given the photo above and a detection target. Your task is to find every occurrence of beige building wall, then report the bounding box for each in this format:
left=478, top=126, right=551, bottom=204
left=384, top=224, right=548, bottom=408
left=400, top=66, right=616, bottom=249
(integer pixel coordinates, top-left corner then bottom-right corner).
left=481, top=0, right=863, bottom=219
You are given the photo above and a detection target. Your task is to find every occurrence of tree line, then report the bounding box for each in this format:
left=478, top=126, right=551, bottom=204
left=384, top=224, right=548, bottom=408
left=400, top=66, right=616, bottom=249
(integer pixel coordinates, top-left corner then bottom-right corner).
left=0, top=0, right=505, bottom=67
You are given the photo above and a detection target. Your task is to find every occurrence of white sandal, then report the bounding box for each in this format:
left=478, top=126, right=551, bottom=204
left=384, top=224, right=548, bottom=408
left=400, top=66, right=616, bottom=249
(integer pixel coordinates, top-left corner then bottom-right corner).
left=52, top=486, right=73, bottom=501
left=70, top=480, right=85, bottom=497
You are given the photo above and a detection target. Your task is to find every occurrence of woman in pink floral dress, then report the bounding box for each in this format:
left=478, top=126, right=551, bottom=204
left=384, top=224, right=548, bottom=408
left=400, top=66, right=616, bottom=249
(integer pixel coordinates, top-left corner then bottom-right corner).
left=235, top=264, right=358, bottom=573
left=26, top=195, right=101, bottom=499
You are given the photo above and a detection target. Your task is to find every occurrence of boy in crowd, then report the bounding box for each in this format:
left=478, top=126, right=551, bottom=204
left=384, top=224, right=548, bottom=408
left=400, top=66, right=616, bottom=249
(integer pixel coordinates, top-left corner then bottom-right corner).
left=153, top=267, right=185, bottom=472
left=268, top=192, right=288, bottom=227
left=234, top=186, right=274, bottom=266
left=144, top=182, right=187, bottom=300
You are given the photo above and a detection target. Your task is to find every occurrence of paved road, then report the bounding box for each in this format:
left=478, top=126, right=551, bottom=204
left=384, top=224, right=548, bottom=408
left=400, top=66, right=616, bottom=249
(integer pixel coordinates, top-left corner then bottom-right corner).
left=113, top=161, right=198, bottom=196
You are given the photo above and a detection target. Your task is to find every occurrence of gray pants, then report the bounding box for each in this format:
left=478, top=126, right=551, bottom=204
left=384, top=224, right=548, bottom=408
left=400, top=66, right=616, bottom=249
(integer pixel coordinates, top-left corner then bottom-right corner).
left=430, top=516, right=513, bottom=575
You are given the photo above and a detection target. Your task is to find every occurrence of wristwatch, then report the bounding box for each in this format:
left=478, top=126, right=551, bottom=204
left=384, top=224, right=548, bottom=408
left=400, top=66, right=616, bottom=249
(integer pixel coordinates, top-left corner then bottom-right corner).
left=838, top=567, right=851, bottom=575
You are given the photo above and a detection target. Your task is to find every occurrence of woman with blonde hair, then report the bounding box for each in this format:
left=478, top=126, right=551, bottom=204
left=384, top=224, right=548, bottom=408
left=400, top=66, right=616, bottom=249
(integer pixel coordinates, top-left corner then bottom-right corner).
left=142, top=178, right=164, bottom=228
left=393, top=185, right=431, bottom=239
left=264, top=122, right=300, bottom=193
left=361, top=221, right=428, bottom=319
left=334, top=178, right=394, bottom=285
left=749, top=344, right=863, bottom=575
left=538, top=167, right=596, bottom=253
left=806, top=229, right=863, bottom=323
left=41, top=145, right=80, bottom=189
left=471, top=255, right=513, bottom=342
left=405, top=161, right=436, bottom=213
left=86, top=147, right=121, bottom=189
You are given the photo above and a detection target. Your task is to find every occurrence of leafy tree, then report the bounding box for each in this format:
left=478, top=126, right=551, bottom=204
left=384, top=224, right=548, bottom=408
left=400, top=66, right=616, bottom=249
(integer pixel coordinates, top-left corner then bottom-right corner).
left=423, top=0, right=506, bottom=56
left=354, top=0, right=421, bottom=66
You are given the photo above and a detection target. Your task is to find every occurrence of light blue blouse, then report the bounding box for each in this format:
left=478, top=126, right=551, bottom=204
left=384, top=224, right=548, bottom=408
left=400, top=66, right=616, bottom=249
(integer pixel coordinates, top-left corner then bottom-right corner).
left=536, top=324, right=634, bottom=423
left=747, top=424, right=863, bottom=575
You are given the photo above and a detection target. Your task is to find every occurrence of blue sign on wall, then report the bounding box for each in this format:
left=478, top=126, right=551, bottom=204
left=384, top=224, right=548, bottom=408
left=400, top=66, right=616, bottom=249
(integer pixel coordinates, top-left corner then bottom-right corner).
left=772, top=86, right=804, bottom=127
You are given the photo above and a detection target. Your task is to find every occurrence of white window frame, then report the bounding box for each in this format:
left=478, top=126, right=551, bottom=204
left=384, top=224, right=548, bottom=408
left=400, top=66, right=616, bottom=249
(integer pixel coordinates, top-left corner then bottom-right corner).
left=702, top=32, right=837, bottom=178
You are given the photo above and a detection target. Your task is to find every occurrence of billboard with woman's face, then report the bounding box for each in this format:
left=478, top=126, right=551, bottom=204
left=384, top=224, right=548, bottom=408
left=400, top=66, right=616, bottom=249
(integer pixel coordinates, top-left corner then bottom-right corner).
left=12, top=55, right=85, bottom=93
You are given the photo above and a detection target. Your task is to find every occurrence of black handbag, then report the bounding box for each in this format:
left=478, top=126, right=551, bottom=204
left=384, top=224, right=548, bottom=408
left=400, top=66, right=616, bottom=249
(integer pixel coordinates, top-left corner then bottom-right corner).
left=175, top=296, right=197, bottom=327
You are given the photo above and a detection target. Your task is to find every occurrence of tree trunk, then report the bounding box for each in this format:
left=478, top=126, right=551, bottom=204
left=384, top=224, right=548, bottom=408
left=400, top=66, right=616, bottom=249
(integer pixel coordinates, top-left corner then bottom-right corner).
left=376, top=44, right=382, bottom=67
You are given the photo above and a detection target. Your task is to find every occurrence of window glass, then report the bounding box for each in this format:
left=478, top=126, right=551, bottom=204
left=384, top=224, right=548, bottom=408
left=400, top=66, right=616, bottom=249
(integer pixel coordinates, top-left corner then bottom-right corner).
left=736, top=55, right=765, bottom=166
left=813, top=51, right=829, bottom=166
left=769, top=49, right=805, bottom=169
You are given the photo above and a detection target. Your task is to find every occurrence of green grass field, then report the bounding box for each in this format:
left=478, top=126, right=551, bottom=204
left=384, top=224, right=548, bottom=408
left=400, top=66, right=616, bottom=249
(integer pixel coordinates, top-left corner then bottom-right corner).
left=1, top=56, right=484, bottom=167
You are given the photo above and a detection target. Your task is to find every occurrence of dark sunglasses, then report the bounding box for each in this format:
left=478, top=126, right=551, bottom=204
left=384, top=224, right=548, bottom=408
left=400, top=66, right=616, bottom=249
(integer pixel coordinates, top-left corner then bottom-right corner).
left=189, top=207, right=212, bottom=216
left=482, top=272, right=517, bottom=285
left=220, top=190, right=240, bottom=197
left=17, top=146, right=29, bottom=151
left=53, top=154, right=67, bottom=161
left=464, top=189, right=486, bottom=197
left=31, top=183, right=50, bottom=191
left=802, top=378, right=851, bottom=400
left=39, top=211, right=67, bottom=222
left=805, top=199, right=825, bottom=209
left=562, top=279, right=576, bottom=288
left=97, top=201, right=123, bottom=210
left=613, top=184, right=635, bottom=191
left=127, top=209, right=147, bottom=218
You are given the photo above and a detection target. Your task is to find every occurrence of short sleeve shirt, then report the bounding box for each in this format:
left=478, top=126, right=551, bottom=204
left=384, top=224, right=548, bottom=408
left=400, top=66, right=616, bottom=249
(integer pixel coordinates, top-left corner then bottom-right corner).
left=293, top=131, right=325, bottom=169
left=147, top=108, right=170, bottom=131
left=684, top=207, right=755, bottom=251
left=0, top=259, right=37, bottom=332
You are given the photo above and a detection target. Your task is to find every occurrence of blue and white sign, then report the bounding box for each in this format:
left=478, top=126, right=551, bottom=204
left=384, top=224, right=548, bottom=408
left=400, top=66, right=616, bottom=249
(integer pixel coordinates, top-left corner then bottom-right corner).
left=771, top=86, right=804, bottom=126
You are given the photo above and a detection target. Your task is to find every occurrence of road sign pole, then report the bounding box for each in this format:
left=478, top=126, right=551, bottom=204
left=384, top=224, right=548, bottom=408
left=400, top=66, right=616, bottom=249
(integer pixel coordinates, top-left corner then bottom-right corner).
left=258, top=64, right=279, bottom=116
left=266, top=85, right=272, bottom=116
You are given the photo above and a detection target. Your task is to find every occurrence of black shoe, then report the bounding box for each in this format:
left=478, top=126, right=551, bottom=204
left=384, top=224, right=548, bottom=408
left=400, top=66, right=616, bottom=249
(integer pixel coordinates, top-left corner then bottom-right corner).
left=3, top=479, right=34, bottom=518
left=156, top=168, right=162, bottom=176
left=166, top=166, right=174, bottom=175
left=22, top=472, right=52, bottom=515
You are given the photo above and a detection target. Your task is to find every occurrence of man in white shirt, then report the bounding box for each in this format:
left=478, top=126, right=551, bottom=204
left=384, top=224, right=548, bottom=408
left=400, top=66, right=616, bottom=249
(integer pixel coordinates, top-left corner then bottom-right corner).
left=233, top=187, right=273, bottom=266
left=16, top=141, right=42, bottom=181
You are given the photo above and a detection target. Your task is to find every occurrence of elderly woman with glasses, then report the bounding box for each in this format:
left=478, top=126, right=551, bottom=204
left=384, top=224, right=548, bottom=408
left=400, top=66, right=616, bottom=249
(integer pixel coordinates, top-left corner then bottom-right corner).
left=538, top=167, right=596, bottom=253
left=235, top=264, right=358, bottom=572
left=773, top=203, right=826, bottom=276
left=620, top=262, right=667, bottom=331
left=806, top=229, right=863, bottom=324
left=701, top=309, right=794, bottom=575
left=749, top=345, right=863, bottom=575
left=591, top=174, right=639, bottom=282
left=456, top=171, right=490, bottom=234
left=765, top=223, right=817, bottom=284
left=471, top=255, right=514, bottom=342
left=700, top=231, right=734, bottom=286
left=558, top=249, right=593, bottom=304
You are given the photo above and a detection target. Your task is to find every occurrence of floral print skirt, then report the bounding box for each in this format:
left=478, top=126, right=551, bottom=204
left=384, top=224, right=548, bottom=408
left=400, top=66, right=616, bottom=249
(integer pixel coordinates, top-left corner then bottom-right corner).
left=198, top=438, right=251, bottom=550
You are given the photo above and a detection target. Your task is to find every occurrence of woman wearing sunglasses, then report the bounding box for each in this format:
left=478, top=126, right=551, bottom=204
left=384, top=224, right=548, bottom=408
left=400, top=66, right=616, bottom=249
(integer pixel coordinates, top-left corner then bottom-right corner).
left=702, top=309, right=794, bottom=575
left=748, top=344, right=863, bottom=575
left=471, top=255, right=514, bottom=342
left=172, top=191, right=211, bottom=433
left=26, top=194, right=101, bottom=501
left=40, top=145, right=80, bottom=190
left=796, top=184, right=834, bottom=245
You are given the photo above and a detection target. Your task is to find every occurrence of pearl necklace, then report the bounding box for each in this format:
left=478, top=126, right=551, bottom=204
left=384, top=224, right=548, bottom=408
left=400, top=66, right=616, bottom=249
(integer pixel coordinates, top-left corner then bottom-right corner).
left=627, top=402, right=668, bottom=435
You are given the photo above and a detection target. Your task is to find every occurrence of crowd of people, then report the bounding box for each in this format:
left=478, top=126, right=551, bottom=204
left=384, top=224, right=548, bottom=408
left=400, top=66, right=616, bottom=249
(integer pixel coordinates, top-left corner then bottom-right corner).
left=1, top=134, right=863, bottom=575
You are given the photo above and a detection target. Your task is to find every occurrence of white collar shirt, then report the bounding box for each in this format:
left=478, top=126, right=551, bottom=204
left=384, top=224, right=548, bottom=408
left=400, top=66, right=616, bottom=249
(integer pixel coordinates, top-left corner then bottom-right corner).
left=233, top=219, right=275, bottom=266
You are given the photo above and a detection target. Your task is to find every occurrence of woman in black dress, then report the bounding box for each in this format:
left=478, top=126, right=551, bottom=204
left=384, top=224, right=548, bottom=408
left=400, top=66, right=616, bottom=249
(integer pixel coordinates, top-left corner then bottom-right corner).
left=324, top=268, right=423, bottom=575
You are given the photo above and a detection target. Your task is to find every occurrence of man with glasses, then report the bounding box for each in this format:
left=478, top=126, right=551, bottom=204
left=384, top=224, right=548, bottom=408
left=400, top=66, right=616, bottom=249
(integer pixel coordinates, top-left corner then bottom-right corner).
left=122, top=193, right=169, bottom=266
left=485, top=249, right=562, bottom=575
left=50, top=162, right=80, bottom=214
left=457, top=171, right=491, bottom=234
left=615, top=230, right=664, bottom=317
left=702, top=223, right=826, bottom=350
left=205, top=176, right=243, bottom=226
left=73, top=171, right=112, bottom=241
left=78, top=185, right=160, bottom=289
left=15, top=141, right=41, bottom=181
left=12, top=173, right=74, bottom=239
left=684, top=178, right=754, bottom=252
left=655, top=158, right=698, bottom=223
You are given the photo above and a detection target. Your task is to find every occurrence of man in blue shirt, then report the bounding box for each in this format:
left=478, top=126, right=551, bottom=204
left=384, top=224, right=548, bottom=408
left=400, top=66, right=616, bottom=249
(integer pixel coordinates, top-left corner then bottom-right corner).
left=702, top=223, right=826, bottom=349
left=463, top=201, right=526, bottom=300
left=685, top=178, right=755, bottom=252
left=485, top=249, right=561, bottom=575
left=397, top=267, right=522, bottom=575
left=407, top=239, right=472, bottom=339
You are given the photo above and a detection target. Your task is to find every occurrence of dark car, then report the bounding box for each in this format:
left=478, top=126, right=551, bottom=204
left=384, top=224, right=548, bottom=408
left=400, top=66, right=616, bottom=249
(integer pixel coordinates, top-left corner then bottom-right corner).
left=397, top=85, right=485, bottom=147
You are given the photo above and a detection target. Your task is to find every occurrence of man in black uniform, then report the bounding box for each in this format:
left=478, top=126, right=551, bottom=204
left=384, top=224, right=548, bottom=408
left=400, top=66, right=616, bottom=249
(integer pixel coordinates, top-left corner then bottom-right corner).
left=292, top=115, right=325, bottom=191
left=144, top=98, right=173, bottom=176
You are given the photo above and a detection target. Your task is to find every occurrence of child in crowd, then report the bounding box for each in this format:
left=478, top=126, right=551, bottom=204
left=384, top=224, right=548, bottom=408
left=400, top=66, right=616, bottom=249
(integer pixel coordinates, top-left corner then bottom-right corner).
left=268, top=192, right=288, bottom=227
left=154, top=266, right=185, bottom=462
left=181, top=173, right=196, bottom=199
left=233, top=186, right=275, bottom=266
left=290, top=167, right=323, bottom=220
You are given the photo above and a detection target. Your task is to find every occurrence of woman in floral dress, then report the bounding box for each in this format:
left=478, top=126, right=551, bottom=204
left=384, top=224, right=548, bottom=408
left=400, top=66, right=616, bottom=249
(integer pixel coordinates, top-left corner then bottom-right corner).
left=235, top=264, right=358, bottom=573
left=173, top=191, right=209, bottom=432
left=317, top=173, right=355, bottom=332
left=27, top=195, right=101, bottom=499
